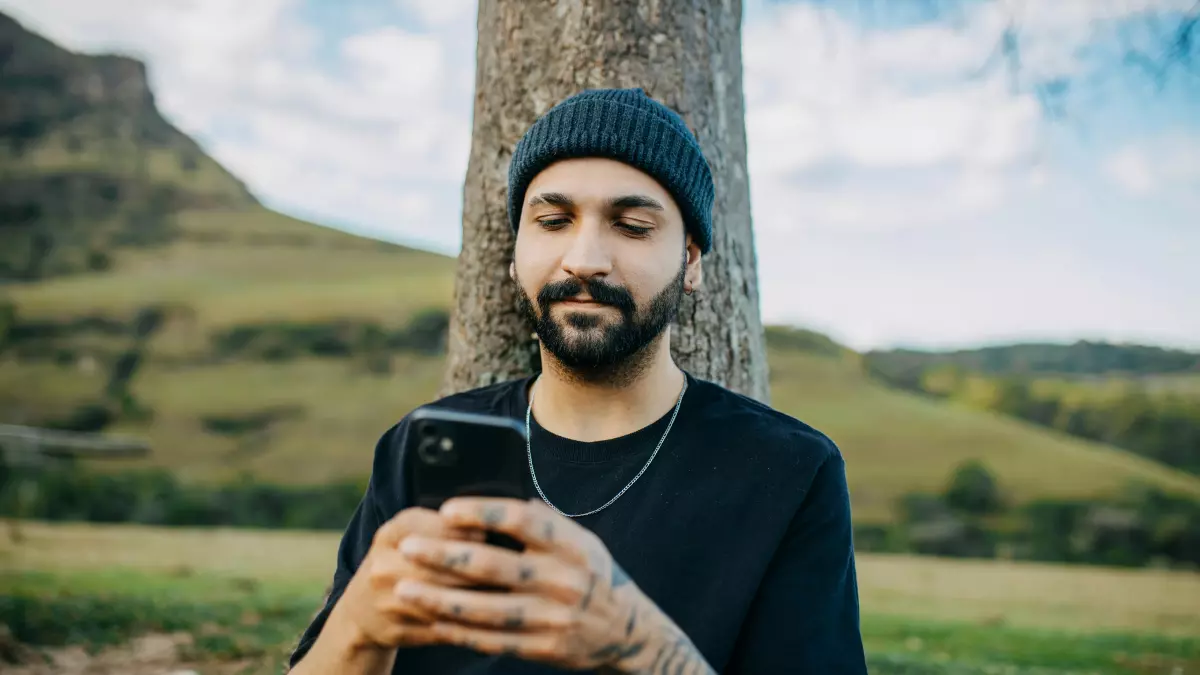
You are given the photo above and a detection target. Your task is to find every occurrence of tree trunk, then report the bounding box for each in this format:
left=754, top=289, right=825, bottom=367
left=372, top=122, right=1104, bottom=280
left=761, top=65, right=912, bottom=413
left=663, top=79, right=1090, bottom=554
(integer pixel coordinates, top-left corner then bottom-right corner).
left=441, top=0, right=769, bottom=404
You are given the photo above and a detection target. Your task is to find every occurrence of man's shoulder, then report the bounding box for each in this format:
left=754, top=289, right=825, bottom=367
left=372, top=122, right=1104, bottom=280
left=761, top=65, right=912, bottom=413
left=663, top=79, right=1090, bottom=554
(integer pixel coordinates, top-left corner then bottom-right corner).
left=410, top=376, right=532, bottom=418
left=688, top=374, right=842, bottom=465
left=370, top=376, right=532, bottom=459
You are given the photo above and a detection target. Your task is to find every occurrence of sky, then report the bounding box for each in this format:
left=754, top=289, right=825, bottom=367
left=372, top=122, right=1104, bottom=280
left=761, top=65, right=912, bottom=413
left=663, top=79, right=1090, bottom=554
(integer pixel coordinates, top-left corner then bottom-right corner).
left=3, top=0, right=1197, bottom=352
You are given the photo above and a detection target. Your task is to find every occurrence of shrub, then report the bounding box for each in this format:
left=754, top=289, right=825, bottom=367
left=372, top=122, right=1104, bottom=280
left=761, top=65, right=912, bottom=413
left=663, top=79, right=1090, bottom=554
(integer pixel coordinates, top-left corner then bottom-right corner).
left=943, top=460, right=1003, bottom=515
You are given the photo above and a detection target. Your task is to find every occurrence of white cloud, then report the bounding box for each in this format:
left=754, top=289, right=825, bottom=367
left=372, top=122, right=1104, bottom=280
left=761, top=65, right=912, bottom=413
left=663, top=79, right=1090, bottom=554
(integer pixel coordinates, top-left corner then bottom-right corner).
left=342, top=27, right=446, bottom=100
left=743, top=2, right=1045, bottom=234
left=400, top=0, right=476, bottom=29
left=1104, top=147, right=1156, bottom=195
left=1103, top=134, right=1200, bottom=196
left=741, top=0, right=1188, bottom=236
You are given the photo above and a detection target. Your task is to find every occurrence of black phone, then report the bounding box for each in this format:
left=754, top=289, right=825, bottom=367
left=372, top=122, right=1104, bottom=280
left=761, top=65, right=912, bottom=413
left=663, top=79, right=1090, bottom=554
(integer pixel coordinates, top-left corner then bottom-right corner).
left=401, top=406, right=535, bottom=551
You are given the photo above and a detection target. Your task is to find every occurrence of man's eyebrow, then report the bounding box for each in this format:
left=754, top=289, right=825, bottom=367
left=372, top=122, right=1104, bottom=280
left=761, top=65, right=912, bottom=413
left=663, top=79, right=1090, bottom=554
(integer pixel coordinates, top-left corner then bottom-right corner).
left=609, top=194, right=665, bottom=211
left=527, top=192, right=574, bottom=208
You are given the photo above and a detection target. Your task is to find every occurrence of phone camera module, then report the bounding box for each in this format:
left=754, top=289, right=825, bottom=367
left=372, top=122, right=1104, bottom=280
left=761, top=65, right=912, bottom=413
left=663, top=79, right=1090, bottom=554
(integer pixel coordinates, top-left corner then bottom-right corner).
left=418, top=434, right=457, bottom=466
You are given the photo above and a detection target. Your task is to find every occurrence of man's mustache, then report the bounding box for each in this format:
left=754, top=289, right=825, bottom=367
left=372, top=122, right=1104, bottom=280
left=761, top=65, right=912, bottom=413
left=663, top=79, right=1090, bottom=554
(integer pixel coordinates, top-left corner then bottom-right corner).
left=537, top=277, right=636, bottom=315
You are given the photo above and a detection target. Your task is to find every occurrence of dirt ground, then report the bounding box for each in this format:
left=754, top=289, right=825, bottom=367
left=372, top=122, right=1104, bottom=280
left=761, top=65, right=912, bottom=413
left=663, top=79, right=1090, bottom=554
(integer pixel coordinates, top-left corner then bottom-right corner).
left=0, top=629, right=266, bottom=675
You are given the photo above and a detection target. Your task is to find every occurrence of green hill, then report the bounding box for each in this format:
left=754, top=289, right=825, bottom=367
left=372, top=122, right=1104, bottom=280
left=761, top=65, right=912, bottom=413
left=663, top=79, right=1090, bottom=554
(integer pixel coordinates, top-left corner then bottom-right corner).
left=766, top=330, right=1200, bottom=520
left=2, top=12, right=1198, bottom=527
left=864, top=341, right=1200, bottom=388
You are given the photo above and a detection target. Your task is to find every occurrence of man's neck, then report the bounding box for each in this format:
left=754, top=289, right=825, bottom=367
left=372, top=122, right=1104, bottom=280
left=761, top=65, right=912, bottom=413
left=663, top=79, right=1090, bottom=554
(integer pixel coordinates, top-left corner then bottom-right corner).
left=530, top=339, right=686, bottom=443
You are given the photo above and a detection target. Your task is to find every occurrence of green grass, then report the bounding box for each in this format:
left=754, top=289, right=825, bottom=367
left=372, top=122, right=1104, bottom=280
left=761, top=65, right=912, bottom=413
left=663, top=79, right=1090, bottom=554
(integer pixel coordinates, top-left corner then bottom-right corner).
left=4, top=522, right=1197, bottom=673
left=9, top=521, right=1200, bottom=636
left=3, top=566, right=1196, bottom=674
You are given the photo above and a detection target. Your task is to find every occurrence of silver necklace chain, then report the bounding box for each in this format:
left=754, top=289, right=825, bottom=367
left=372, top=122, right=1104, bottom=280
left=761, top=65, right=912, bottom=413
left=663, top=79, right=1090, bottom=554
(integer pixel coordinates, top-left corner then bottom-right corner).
left=525, top=376, right=688, bottom=518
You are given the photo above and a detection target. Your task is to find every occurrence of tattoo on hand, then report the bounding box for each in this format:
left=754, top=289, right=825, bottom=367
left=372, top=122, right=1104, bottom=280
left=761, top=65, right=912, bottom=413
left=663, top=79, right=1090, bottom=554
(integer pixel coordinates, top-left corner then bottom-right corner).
left=503, top=606, right=525, bottom=630
left=518, top=565, right=534, bottom=582
left=482, top=506, right=505, bottom=527
left=612, top=561, right=631, bottom=587
left=580, top=573, right=597, bottom=610
left=444, top=550, right=471, bottom=569
left=625, top=607, right=637, bottom=636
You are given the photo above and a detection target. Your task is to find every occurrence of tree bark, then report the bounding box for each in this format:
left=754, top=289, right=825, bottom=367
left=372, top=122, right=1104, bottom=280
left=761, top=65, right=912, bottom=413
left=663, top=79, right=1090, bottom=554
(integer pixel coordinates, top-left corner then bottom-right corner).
left=441, top=0, right=769, bottom=404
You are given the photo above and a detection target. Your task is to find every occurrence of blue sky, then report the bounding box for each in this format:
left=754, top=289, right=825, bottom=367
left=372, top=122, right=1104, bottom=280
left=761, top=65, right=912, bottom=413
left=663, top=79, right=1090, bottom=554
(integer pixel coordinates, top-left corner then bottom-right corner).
left=4, top=0, right=1197, bottom=351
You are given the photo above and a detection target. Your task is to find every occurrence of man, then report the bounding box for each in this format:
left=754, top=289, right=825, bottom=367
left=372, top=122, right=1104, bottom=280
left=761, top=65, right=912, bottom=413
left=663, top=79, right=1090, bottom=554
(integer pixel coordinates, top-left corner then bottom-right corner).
left=288, top=88, right=868, bottom=674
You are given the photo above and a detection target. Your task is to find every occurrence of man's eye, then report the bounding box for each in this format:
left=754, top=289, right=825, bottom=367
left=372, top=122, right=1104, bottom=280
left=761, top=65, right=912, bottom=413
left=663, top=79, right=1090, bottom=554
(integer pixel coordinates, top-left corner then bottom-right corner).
left=617, top=222, right=652, bottom=237
left=538, top=218, right=570, bottom=230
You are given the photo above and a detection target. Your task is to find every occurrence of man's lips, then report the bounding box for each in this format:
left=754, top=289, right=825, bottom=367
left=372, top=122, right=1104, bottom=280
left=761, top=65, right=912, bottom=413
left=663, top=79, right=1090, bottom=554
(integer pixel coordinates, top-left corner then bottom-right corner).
left=556, top=298, right=609, bottom=307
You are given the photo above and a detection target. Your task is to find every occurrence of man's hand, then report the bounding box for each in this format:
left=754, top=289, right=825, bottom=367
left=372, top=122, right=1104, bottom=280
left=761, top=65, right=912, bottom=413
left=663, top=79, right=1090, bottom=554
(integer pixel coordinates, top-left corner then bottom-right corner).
left=393, top=497, right=716, bottom=674
left=323, top=506, right=484, bottom=651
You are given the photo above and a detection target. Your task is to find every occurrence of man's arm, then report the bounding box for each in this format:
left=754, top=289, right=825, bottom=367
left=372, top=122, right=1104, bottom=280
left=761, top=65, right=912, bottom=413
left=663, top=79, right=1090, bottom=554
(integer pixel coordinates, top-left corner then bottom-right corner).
left=725, top=450, right=869, bottom=674
left=286, top=482, right=391, bottom=674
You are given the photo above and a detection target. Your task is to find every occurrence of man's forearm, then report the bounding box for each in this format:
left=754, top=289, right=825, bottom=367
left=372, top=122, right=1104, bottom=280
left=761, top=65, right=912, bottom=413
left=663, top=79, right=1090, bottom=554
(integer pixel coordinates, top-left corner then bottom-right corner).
left=607, top=600, right=717, bottom=675
left=287, top=615, right=397, bottom=675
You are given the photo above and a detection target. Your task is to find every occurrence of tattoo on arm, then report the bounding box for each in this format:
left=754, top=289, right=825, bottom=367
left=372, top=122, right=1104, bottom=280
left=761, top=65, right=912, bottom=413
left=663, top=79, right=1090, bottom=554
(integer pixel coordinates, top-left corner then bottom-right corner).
left=590, top=640, right=647, bottom=662
left=637, top=633, right=716, bottom=675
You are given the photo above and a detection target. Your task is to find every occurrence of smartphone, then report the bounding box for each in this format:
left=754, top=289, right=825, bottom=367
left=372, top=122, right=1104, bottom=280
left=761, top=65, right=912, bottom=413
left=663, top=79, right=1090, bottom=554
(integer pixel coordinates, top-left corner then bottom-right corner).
left=401, top=406, right=534, bottom=551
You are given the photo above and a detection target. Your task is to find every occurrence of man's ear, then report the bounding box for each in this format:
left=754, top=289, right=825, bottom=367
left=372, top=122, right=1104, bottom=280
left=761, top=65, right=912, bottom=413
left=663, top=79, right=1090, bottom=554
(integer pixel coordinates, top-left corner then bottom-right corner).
left=684, top=238, right=703, bottom=293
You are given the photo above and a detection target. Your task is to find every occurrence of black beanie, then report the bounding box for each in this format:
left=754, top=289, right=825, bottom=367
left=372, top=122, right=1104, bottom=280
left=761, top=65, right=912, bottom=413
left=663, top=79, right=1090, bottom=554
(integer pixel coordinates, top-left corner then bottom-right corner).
left=507, top=88, right=715, bottom=255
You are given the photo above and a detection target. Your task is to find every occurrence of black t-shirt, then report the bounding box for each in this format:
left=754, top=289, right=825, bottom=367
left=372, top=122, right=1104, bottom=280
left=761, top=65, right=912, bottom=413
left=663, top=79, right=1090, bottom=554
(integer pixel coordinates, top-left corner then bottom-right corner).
left=288, top=372, right=868, bottom=673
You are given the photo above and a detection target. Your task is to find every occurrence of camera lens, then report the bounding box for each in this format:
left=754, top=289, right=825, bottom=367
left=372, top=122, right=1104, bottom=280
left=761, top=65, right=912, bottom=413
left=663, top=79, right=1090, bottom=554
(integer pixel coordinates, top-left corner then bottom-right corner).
left=418, top=435, right=456, bottom=465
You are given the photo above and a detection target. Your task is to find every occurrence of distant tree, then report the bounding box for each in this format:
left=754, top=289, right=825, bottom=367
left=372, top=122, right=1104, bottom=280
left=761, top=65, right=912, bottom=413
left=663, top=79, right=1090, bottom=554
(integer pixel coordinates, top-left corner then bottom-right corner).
left=0, top=301, right=15, bottom=349
left=944, top=459, right=1004, bottom=515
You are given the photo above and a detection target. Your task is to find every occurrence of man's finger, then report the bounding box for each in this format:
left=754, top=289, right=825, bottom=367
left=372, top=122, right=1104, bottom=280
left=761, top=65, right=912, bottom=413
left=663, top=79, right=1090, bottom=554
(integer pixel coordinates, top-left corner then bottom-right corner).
left=427, top=621, right=564, bottom=661
left=368, top=549, right=481, bottom=589
left=373, top=506, right=485, bottom=548
left=438, top=497, right=589, bottom=563
left=395, top=581, right=576, bottom=631
left=399, top=536, right=591, bottom=604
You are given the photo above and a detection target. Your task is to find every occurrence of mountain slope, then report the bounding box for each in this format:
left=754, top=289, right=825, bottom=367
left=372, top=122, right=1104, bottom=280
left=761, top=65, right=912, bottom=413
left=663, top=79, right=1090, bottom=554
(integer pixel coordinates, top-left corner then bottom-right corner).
left=0, top=10, right=266, bottom=279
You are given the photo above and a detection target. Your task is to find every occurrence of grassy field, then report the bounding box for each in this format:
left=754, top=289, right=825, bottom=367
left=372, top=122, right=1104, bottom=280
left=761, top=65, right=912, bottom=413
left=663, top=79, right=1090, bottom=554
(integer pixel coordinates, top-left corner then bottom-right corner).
left=768, top=349, right=1200, bottom=520
left=2, top=521, right=1198, bottom=674
left=5, top=347, right=1198, bottom=519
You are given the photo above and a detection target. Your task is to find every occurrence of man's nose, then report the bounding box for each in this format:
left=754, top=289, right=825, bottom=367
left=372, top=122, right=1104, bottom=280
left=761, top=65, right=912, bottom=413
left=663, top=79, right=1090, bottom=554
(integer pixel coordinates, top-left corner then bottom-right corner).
left=560, top=221, right=613, bottom=280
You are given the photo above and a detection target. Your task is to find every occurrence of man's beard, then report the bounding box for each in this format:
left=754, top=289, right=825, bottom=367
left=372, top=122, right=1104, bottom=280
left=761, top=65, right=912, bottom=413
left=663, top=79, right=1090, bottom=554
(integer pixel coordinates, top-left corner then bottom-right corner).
left=515, top=260, right=686, bottom=383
